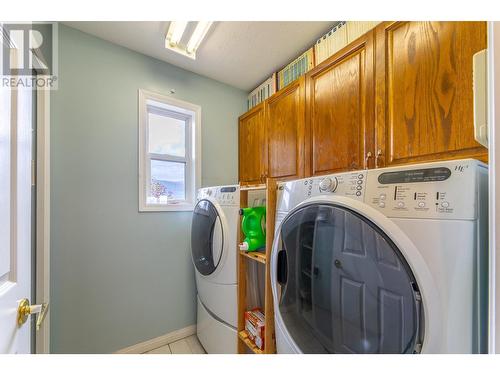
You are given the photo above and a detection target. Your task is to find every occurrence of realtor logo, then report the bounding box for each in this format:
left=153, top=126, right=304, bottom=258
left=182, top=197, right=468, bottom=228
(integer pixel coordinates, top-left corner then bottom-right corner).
left=1, top=22, right=58, bottom=89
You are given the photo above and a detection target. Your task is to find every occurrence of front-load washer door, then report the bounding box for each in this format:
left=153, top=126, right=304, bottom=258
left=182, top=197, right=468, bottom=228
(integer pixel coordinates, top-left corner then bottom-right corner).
left=274, top=203, right=423, bottom=354
left=191, top=199, right=224, bottom=276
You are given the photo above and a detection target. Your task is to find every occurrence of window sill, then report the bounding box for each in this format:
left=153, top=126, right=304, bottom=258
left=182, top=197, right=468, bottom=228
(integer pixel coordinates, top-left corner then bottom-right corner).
left=139, top=203, right=194, bottom=212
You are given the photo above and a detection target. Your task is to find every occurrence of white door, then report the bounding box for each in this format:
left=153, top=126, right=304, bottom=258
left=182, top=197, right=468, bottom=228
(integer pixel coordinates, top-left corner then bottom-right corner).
left=0, top=80, right=34, bottom=353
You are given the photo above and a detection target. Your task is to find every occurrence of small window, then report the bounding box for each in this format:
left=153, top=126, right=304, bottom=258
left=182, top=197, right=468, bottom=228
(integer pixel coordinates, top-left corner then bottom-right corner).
left=138, top=89, right=201, bottom=211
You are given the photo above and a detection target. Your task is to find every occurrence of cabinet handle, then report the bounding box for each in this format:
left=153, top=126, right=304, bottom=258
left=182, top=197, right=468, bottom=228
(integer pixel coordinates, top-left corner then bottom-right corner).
left=375, top=149, right=383, bottom=168
left=365, top=152, right=373, bottom=168
left=473, top=49, right=488, bottom=148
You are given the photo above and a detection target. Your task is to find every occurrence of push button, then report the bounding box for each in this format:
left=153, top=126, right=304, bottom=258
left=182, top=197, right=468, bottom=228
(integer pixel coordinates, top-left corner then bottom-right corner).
left=397, top=201, right=405, bottom=208
left=418, top=202, right=425, bottom=208
left=441, top=201, right=450, bottom=208
left=378, top=202, right=386, bottom=208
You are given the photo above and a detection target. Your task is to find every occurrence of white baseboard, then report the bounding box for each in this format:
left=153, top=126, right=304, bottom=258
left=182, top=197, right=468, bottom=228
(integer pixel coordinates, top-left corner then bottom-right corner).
left=115, top=325, right=197, bottom=354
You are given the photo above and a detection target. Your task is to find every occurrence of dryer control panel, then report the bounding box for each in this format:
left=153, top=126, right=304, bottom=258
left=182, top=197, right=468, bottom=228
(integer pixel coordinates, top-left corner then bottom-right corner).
left=197, top=185, right=239, bottom=206
left=365, top=159, right=487, bottom=220
left=216, top=186, right=239, bottom=206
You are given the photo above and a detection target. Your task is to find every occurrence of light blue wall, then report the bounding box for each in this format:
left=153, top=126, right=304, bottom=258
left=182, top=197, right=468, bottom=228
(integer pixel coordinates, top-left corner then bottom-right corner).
left=50, top=24, right=246, bottom=353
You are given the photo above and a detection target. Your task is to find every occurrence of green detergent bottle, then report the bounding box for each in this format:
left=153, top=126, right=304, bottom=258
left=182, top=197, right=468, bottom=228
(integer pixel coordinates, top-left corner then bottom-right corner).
left=239, top=206, right=266, bottom=252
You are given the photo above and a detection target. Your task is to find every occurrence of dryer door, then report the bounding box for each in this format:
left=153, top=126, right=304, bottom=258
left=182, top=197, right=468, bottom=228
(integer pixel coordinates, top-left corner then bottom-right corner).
left=274, top=202, right=423, bottom=354
left=191, top=199, right=224, bottom=276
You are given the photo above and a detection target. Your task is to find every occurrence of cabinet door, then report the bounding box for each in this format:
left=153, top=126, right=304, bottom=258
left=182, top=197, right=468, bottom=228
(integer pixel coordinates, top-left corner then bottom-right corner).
left=306, top=32, right=375, bottom=176
left=266, top=77, right=305, bottom=180
left=239, top=102, right=267, bottom=185
left=375, top=21, right=488, bottom=167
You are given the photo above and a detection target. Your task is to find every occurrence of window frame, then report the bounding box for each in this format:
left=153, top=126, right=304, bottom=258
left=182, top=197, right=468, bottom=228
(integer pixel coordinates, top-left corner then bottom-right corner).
left=138, top=89, right=201, bottom=212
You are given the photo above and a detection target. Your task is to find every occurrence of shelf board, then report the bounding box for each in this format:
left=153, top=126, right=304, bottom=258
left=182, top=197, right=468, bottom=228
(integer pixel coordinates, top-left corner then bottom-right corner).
left=238, top=330, right=264, bottom=354
left=240, top=183, right=267, bottom=191
left=240, top=250, right=267, bottom=264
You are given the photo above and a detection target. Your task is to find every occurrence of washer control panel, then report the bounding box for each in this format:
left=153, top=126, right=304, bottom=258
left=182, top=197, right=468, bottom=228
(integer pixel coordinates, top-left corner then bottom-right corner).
left=276, top=171, right=367, bottom=212
left=276, top=159, right=486, bottom=221
left=197, top=185, right=239, bottom=206
left=365, top=159, right=486, bottom=220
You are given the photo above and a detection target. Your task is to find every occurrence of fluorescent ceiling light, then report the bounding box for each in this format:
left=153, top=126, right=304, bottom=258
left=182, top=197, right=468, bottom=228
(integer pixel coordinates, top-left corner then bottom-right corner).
left=166, top=21, right=188, bottom=47
left=186, top=21, right=213, bottom=55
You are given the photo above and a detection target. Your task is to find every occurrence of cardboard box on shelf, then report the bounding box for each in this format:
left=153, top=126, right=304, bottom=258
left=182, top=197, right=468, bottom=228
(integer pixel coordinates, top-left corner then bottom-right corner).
left=244, top=308, right=265, bottom=350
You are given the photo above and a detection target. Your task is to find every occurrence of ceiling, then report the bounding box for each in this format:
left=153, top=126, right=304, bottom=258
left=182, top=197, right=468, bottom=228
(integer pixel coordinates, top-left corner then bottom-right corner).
left=63, top=21, right=334, bottom=91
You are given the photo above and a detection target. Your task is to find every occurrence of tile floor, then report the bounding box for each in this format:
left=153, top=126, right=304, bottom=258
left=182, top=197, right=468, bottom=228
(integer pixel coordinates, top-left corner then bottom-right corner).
left=144, top=335, right=206, bottom=354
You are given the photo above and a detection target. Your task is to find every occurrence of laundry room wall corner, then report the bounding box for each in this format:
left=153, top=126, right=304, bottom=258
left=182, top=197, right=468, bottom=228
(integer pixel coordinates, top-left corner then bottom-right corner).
left=49, top=24, right=247, bottom=353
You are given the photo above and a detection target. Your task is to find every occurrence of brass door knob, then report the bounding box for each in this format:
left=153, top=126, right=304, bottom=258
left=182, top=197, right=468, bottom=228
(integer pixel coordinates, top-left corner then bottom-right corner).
left=17, top=298, right=49, bottom=331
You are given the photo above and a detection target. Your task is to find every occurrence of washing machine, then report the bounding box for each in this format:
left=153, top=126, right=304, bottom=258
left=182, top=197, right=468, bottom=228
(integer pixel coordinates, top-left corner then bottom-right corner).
left=191, top=185, right=239, bottom=353
left=270, top=159, right=488, bottom=354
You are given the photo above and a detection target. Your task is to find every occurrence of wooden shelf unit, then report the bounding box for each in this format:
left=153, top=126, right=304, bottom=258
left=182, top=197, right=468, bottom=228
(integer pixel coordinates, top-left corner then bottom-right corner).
left=238, top=330, right=264, bottom=354
left=240, top=250, right=267, bottom=264
left=240, top=183, right=267, bottom=191
left=237, top=178, right=277, bottom=354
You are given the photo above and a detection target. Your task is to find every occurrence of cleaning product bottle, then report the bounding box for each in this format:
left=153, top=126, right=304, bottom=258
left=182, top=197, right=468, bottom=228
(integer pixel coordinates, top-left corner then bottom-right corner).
left=239, top=206, right=266, bottom=252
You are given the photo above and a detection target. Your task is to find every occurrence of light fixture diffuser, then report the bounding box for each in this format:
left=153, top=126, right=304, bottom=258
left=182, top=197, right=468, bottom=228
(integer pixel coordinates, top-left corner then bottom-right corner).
left=165, top=21, right=213, bottom=60
left=166, top=21, right=188, bottom=47
left=186, top=21, right=213, bottom=55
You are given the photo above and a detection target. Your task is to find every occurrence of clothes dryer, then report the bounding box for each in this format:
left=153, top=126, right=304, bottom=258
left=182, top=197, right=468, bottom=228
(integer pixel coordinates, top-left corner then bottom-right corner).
left=191, top=185, right=239, bottom=353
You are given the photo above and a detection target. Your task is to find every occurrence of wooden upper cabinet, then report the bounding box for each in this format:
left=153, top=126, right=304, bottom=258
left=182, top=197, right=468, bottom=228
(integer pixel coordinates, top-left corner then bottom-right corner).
left=238, top=102, right=267, bottom=185
left=375, top=21, right=488, bottom=167
left=266, top=77, right=305, bottom=180
left=306, top=31, right=375, bottom=176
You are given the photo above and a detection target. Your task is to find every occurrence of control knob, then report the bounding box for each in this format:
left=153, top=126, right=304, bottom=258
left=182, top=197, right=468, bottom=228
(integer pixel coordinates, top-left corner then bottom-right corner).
left=319, top=177, right=338, bottom=193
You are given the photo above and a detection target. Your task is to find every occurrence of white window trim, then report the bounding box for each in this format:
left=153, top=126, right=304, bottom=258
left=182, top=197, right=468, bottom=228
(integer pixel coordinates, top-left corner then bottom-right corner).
left=138, top=89, right=201, bottom=212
